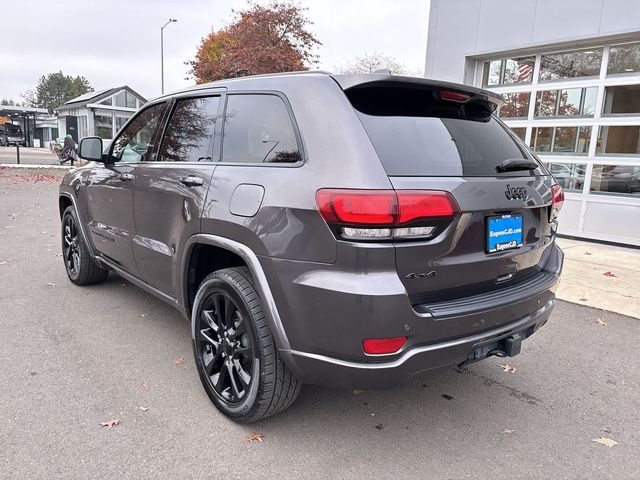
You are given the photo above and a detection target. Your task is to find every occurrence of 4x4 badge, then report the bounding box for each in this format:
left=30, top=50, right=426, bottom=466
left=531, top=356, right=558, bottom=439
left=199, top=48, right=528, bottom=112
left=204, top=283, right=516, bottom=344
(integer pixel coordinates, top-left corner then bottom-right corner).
left=505, top=184, right=527, bottom=201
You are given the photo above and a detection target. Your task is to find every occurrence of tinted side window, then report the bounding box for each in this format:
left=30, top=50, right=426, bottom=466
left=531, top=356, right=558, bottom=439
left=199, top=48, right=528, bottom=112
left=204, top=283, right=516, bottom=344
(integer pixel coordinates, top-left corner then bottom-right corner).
left=111, top=103, right=167, bottom=163
left=222, top=94, right=301, bottom=164
left=158, top=96, right=220, bottom=162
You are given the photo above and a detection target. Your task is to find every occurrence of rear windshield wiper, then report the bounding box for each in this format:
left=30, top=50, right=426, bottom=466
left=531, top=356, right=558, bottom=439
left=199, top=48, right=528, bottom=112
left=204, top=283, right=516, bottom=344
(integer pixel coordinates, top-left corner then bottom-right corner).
left=496, top=158, right=539, bottom=173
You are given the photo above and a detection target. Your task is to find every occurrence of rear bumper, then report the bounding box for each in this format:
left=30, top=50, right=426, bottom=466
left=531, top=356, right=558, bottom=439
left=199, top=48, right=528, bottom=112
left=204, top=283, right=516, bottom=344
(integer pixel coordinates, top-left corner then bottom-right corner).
left=286, top=298, right=554, bottom=390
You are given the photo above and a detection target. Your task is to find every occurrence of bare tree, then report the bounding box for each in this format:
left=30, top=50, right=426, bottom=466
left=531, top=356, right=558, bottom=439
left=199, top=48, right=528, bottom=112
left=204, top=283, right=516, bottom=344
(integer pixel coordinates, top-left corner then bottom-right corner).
left=337, top=52, right=409, bottom=75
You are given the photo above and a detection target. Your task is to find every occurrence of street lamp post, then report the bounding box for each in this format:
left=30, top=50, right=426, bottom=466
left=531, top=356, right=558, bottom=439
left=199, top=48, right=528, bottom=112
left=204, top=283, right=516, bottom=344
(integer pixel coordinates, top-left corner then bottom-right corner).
left=160, top=18, right=177, bottom=95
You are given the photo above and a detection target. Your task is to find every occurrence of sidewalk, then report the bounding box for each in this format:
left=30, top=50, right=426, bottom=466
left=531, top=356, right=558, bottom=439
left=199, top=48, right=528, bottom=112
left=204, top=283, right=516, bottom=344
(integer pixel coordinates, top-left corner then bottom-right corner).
left=0, top=146, right=61, bottom=166
left=556, top=237, right=640, bottom=318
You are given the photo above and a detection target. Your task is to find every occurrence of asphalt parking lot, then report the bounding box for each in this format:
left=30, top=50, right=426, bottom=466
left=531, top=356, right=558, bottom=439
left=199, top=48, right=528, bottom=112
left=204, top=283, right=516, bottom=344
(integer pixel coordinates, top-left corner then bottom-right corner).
left=0, top=169, right=638, bottom=479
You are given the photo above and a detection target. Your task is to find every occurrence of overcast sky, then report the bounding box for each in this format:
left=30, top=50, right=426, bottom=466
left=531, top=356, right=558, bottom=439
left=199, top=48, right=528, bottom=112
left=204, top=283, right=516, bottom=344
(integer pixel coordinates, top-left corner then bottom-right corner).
left=0, top=0, right=430, bottom=102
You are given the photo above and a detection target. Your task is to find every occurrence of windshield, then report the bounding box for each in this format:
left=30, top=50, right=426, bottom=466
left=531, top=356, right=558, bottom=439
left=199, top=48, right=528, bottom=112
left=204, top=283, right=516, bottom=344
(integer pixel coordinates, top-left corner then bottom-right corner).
left=6, top=125, right=22, bottom=134
left=347, top=85, right=544, bottom=177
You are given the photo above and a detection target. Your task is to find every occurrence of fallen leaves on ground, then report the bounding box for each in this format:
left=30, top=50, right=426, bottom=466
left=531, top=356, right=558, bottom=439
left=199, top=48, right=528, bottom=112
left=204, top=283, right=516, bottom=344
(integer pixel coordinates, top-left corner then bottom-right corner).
left=592, top=436, right=619, bottom=448
left=247, top=432, right=264, bottom=442
left=9, top=174, right=60, bottom=183
left=0, top=261, right=8, bottom=265
left=499, top=364, right=517, bottom=373
left=100, top=419, right=119, bottom=429
left=502, top=429, right=515, bottom=434
left=595, top=318, right=608, bottom=326
left=603, top=271, right=618, bottom=277
left=139, top=406, right=148, bottom=412
left=174, top=356, right=185, bottom=366
left=44, top=282, right=56, bottom=287
left=352, top=390, right=364, bottom=396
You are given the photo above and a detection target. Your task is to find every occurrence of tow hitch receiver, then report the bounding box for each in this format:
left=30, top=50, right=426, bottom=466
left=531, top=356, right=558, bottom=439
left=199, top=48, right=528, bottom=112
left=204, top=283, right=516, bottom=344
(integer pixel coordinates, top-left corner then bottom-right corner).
left=460, top=332, right=525, bottom=367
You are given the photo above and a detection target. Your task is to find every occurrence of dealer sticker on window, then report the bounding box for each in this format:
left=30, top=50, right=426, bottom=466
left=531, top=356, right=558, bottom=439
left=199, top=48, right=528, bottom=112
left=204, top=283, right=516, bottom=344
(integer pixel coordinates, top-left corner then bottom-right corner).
left=486, top=214, right=524, bottom=253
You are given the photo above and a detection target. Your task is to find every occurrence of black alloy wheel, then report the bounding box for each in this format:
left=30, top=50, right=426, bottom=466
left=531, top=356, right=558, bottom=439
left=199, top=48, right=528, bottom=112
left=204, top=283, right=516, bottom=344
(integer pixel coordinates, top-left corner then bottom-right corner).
left=192, top=268, right=301, bottom=422
left=196, top=291, right=257, bottom=404
left=60, top=206, right=108, bottom=285
left=63, top=213, right=81, bottom=280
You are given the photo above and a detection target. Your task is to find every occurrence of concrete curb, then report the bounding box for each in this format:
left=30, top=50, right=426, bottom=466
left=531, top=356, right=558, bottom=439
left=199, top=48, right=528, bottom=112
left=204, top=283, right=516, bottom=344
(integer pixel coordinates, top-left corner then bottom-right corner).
left=0, top=164, right=72, bottom=170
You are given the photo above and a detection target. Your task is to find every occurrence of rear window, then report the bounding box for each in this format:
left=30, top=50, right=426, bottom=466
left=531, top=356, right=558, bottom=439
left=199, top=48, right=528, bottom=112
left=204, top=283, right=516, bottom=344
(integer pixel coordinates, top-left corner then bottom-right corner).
left=348, top=85, right=542, bottom=177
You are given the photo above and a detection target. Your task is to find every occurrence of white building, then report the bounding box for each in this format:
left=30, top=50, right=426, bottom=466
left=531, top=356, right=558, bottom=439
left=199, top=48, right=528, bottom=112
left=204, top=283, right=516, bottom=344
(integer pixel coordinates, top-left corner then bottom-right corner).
left=425, top=0, right=640, bottom=246
left=55, top=86, right=146, bottom=142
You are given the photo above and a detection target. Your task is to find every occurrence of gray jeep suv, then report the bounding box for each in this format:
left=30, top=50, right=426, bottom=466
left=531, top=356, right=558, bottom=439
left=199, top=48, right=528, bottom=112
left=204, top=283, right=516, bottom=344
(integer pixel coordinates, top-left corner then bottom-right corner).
left=59, top=72, right=564, bottom=422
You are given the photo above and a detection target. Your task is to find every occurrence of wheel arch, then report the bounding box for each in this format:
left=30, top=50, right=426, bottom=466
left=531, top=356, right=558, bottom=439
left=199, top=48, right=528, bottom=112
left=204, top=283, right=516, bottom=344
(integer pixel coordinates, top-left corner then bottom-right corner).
left=182, top=234, right=291, bottom=352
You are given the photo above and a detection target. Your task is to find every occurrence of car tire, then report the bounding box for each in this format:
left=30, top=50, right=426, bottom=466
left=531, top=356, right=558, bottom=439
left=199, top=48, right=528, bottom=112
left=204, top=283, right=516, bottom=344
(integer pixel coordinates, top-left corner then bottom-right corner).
left=61, top=206, right=109, bottom=285
left=192, top=267, right=301, bottom=423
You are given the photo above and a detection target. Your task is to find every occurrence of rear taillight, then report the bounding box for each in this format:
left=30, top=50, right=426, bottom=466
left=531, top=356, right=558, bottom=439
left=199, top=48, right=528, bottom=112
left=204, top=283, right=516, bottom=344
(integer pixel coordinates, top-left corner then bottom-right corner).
left=316, top=189, right=459, bottom=241
left=363, top=336, right=407, bottom=355
left=551, top=184, right=564, bottom=220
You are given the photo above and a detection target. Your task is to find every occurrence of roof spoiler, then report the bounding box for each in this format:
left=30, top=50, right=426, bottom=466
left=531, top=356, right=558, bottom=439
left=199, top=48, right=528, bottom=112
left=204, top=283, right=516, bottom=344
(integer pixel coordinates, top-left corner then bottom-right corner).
left=331, top=74, right=504, bottom=112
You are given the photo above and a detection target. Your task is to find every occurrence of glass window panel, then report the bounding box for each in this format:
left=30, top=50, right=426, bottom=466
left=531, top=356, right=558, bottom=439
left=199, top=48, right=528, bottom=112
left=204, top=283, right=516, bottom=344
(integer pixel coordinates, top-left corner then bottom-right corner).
left=114, top=91, right=127, bottom=107
left=539, top=48, right=602, bottom=81
left=607, top=43, right=640, bottom=75
left=547, top=162, right=587, bottom=192
left=590, top=164, right=640, bottom=197
left=125, top=92, right=137, bottom=108
left=596, top=126, right=640, bottom=155
left=510, top=127, right=526, bottom=141
left=158, top=96, right=220, bottom=162
left=111, top=103, right=167, bottom=163
left=576, top=126, right=591, bottom=154
left=115, top=116, right=130, bottom=133
left=582, top=87, right=598, bottom=115
left=222, top=95, right=301, bottom=163
left=531, top=127, right=553, bottom=152
left=502, top=56, right=535, bottom=84
left=99, top=98, right=112, bottom=106
left=602, top=85, right=640, bottom=115
left=482, top=60, right=502, bottom=86
left=94, top=114, right=113, bottom=139
left=553, top=127, right=578, bottom=153
left=558, top=88, right=582, bottom=116
left=535, top=90, right=558, bottom=117
left=498, top=92, right=530, bottom=118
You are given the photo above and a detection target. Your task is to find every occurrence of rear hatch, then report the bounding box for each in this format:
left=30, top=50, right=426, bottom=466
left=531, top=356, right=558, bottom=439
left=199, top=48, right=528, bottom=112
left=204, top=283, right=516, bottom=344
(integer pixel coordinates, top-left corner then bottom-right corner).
left=335, top=76, right=559, bottom=317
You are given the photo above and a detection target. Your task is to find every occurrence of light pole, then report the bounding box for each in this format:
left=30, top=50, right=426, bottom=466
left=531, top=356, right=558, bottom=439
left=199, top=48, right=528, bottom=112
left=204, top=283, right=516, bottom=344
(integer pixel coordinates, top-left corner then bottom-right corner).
left=160, top=18, right=177, bottom=95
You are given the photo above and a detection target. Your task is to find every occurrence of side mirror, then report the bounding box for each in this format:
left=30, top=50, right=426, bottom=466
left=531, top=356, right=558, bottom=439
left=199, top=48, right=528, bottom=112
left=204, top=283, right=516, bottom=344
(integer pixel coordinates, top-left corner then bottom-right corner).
left=78, top=136, right=104, bottom=162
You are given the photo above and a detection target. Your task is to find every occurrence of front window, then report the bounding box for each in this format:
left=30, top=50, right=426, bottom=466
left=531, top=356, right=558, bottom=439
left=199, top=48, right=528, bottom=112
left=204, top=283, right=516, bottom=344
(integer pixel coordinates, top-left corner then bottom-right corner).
left=482, top=56, right=535, bottom=86
left=497, top=92, right=530, bottom=118
left=535, top=87, right=597, bottom=117
left=111, top=103, right=167, bottom=163
left=94, top=114, right=113, bottom=139
left=602, top=85, right=640, bottom=115
left=547, top=162, right=587, bottom=192
left=607, top=42, right=640, bottom=76
left=539, top=48, right=602, bottom=81
left=596, top=126, right=640, bottom=155
left=158, top=96, right=220, bottom=162
left=590, top=164, right=640, bottom=197
left=531, top=126, right=591, bottom=154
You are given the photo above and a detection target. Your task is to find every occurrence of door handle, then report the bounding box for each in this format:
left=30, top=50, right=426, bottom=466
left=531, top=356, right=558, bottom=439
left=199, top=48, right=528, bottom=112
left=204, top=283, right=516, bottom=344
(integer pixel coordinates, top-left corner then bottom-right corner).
left=118, top=173, right=135, bottom=181
left=179, top=176, right=204, bottom=187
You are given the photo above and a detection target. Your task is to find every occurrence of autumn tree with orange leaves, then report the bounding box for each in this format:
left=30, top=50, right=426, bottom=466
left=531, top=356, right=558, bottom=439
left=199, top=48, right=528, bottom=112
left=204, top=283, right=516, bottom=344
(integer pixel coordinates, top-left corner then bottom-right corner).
left=188, top=1, right=321, bottom=83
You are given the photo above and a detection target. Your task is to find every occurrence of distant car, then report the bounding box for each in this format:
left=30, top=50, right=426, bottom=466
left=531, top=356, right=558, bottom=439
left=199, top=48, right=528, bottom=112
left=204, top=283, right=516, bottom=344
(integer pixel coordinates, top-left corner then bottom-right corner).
left=1, top=124, right=26, bottom=146
left=60, top=72, right=564, bottom=422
